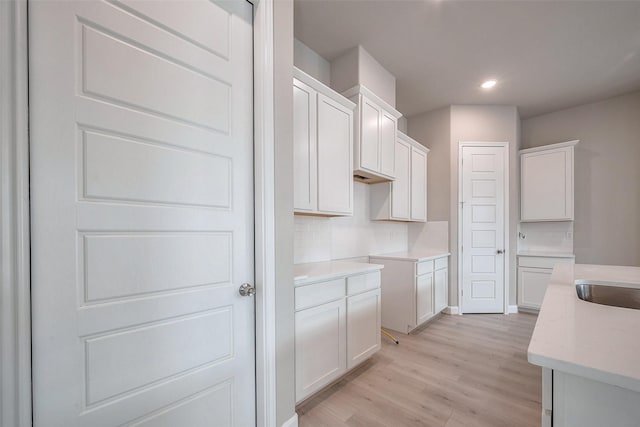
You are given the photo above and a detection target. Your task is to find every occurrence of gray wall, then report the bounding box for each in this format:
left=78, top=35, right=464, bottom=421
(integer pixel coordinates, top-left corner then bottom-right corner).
left=408, top=105, right=520, bottom=308
left=408, top=106, right=451, bottom=222
left=522, top=90, right=640, bottom=267
left=274, top=0, right=296, bottom=424
left=450, top=105, right=520, bottom=308
left=293, top=38, right=330, bottom=86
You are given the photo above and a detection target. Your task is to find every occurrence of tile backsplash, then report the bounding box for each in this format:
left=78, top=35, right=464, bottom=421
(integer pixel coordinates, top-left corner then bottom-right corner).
left=517, top=221, right=574, bottom=254
left=294, top=182, right=408, bottom=264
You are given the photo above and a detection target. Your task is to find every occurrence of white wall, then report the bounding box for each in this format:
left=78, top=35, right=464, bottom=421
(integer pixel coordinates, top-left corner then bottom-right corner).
left=522, top=90, right=640, bottom=267
left=330, top=45, right=396, bottom=107
left=294, top=182, right=408, bottom=264
left=293, top=38, right=331, bottom=86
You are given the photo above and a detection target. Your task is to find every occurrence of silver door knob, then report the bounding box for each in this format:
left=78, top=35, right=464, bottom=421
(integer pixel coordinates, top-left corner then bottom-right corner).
left=496, top=249, right=504, bottom=254
left=239, top=283, right=256, bottom=297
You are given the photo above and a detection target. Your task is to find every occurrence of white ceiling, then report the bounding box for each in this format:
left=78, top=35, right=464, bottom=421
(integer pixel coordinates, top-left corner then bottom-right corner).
left=294, top=0, right=640, bottom=118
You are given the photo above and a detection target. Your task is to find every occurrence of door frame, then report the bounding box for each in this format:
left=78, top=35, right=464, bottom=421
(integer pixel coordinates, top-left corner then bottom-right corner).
left=0, top=0, right=279, bottom=425
left=457, top=142, right=510, bottom=315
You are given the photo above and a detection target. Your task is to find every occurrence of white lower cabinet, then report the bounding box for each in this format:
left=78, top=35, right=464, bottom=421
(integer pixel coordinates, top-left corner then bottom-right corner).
left=434, top=266, right=448, bottom=313
left=416, top=272, right=434, bottom=325
left=346, top=288, right=381, bottom=369
left=542, top=368, right=640, bottom=427
left=295, top=270, right=381, bottom=403
left=371, top=254, right=449, bottom=334
left=517, top=256, right=574, bottom=310
left=295, top=298, right=346, bottom=403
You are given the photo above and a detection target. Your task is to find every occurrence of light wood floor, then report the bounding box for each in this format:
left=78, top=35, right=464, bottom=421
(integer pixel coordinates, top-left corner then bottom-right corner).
left=297, top=313, right=541, bottom=427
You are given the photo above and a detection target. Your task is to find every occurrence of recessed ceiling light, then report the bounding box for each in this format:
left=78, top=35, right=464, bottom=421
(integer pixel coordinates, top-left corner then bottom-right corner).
left=481, top=79, right=497, bottom=89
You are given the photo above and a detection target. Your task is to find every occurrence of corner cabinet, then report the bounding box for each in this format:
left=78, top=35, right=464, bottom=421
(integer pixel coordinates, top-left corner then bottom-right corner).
left=295, top=268, right=382, bottom=403
left=293, top=68, right=355, bottom=216
left=370, top=254, right=449, bottom=334
left=370, top=132, right=429, bottom=222
left=342, top=85, right=402, bottom=183
left=520, top=140, right=578, bottom=222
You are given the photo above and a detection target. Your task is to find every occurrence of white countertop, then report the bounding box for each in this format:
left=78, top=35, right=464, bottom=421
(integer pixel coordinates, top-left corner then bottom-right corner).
left=528, top=263, right=640, bottom=392
left=294, top=260, right=383, bottom=286
left=517, top=251, right=575, bottom=258
left=369, top=250, right=450, bottom=262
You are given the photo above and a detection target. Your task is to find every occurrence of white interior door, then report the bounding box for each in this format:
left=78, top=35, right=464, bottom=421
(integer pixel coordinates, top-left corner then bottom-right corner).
left=29, top=1, right=255, bottom=426
left=461, top=146, right=506, bottom=313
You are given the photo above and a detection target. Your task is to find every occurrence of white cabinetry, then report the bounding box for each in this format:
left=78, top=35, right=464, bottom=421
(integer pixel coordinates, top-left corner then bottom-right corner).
left=517, top=256, right=574, bottom=310
left=343, top=85, right=402, bottom=183
left=295, top=268, right=382, bottom=403
left=434, top=258, right=449, bottom=313
left=542, top=368, right=640, bottom=427
left=370, top=254, right=449, bottom=334
left=520, top=140, right=578, bottom=222
left=370, top=132, right=429, bottom=222
left=293, top=68, right=355, bottom=216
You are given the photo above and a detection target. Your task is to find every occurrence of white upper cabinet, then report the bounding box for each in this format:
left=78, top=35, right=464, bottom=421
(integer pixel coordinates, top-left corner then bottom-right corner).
left=520, top=140, right=578, bottom=222
left=293, top=68, right=355, bottom=216
left=370, top=131, right=429, bottom=222
left=343, top=85, right=402, bottom=183
left=410, top=145, right=427, bottom=222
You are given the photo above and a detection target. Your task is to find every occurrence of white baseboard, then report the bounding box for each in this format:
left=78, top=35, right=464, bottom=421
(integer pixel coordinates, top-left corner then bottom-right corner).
left=444, top=306, right=459, bottom=315
left=507, top=305, right=519, bottom=314
left=282, top=412, right=298, bottom=427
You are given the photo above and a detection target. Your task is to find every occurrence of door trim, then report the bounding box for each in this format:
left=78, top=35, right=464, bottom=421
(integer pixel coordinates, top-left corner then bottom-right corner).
left=1, top=0, right=279, bottom=425
left=457, top=142, right=510, bottom=315
left=0, top=1, right=32, bottom=425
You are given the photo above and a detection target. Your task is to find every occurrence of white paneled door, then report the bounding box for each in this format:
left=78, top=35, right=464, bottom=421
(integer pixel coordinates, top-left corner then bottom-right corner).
left=461, top=146, right=506, bottom=313
left=29, top=1, right=254, bottom=426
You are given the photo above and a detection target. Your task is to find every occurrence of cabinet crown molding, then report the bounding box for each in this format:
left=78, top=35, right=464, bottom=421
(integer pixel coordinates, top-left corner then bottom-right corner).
left=341, top=84, right=403, bottom=119
left=519, top=140, right=579, bottom=155
left=397, top=131, right=430, bottom=153
left=293, top=67, right=356, bottom=111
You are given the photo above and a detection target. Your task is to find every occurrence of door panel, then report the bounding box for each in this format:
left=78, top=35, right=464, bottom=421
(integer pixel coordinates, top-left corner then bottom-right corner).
left=379, top=112, right=396, bottom=177
left=410, top=147, right=427, bottom=221
left=30, top=1, right=255, bottom=425
left=317, top=93, right=353, bottom=214
left=347, top=289, right=381, bottom=369
left=391, top=139, right=411, bottom=219
left=360, top=97, right=380, bottom=171
left=461, top=146, right=505, bottom=313
left=293, top=79, right=317, bottom=211
left=416, top=273, right=434, bottom=324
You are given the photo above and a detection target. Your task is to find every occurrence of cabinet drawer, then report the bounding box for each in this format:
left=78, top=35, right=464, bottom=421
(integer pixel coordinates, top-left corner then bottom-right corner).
left=416, top=260, right=434, bottom=276
left=347, top=271, right=381, bottom=296
left=434, top=257, right=448, bottom=271
left=295, top=278, right=345, bottom=311
left=518, top=256, right=574, bottom=269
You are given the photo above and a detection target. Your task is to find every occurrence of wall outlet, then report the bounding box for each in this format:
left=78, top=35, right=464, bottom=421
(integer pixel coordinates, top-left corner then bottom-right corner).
left=566, top=231, right=573, bottom=239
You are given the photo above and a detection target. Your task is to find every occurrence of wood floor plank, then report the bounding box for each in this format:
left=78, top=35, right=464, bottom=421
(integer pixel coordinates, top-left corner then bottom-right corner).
left=298, top=312, right=541, bottom=427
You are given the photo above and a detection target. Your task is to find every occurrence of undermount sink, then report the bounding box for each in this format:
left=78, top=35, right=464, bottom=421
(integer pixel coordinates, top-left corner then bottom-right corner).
left=576, top=282, right=640, bottom=310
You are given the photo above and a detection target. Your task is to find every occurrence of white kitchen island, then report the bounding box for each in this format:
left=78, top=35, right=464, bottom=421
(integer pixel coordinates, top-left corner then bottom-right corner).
left=528, top=263, right=640, bottom=427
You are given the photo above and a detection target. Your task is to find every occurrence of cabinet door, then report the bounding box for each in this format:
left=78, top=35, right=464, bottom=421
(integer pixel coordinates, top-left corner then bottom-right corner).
left=379, top=111, right=396, bottom=178
left=359, top=96, right=380, bottom=172
left=391, top=138, right=411, bottom=220
left=521, top=146, right=573, bottom=221
left=518, top=267, right=552, bottom=309
left=416, top=272, right=434, bottom=325
left=293, top=79, right=317, bottom=212
left=434, top=267, right=448, bottom=313
left=410, top=147, right=427, bottom=222
left=317, top=93, right=353, bottom=215
left=295, top=298, right=347, bottom=403
left=346, top=289, right=381, bottom=369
